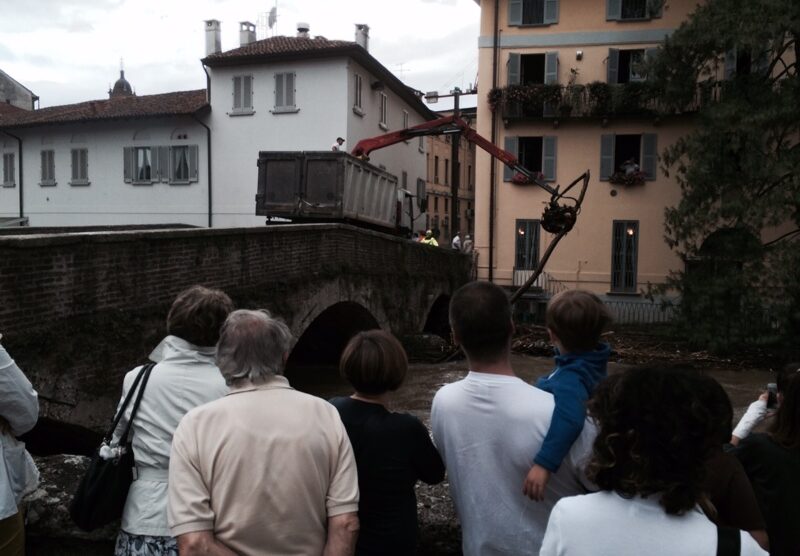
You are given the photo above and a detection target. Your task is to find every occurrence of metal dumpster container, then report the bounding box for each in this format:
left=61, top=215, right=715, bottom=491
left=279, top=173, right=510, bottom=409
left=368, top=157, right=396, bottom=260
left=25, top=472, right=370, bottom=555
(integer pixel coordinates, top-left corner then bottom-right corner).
left=256, top=151, right=399, bottom=231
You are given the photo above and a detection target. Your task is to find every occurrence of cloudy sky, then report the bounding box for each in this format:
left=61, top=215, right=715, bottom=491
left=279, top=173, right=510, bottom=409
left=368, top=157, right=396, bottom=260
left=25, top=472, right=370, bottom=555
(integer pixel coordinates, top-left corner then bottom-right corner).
left=0, top=0, right=480, bottom=110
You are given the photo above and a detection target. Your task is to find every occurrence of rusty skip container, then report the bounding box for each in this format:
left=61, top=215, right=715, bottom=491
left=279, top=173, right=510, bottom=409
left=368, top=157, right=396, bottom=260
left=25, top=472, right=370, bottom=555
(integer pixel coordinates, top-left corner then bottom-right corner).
left=256, top=151, right=399, bottom=230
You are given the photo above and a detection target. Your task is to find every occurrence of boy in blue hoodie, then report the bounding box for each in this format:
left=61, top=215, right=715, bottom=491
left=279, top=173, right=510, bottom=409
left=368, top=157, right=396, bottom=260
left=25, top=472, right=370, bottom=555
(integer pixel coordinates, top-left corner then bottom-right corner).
left=523, top=290, right=612, bottom=500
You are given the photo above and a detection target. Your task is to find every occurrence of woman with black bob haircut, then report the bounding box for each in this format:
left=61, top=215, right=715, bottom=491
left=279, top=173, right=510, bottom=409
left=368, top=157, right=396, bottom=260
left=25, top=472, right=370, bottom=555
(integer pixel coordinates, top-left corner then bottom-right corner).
left=540, top=366, right=766, bottom=556
left=329, top=330, right=444, bottom=556
left=732, top=365, right=800, bottom=556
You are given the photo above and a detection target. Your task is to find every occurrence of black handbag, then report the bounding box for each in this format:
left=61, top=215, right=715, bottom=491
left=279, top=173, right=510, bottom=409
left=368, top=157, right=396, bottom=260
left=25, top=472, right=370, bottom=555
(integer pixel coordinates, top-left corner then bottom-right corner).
left=69, top=362, right=155, bottom=531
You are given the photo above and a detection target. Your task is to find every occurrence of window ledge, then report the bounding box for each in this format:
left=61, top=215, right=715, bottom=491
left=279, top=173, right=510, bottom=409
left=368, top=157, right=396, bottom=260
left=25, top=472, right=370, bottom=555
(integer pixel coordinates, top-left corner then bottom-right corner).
left=352, top=106, right=365, bottom=117
left=271, top=107, right=300, bottom=114
left=229, top=110, right=255, bottom=117
left=606, top=291, right=642, bottom=297
left=513, top=22, right=555, bottom=28
left=2, top=183, right=16, bottom=188
left=131, top=181, right=154, bottom=186
left=379, top=123, right=389, bottom=131
left=39, top=181, right=57, bottom=187
left=69, top=180, right=90, bottom=187
left=169, top=180, right=192, bottom=186
left=611, top=17, right=652, bottom=22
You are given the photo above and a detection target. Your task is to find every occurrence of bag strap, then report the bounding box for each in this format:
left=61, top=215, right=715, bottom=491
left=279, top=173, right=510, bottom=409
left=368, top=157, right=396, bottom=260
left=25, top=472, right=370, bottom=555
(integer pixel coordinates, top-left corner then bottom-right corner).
left=716, top=526, right=741, bottom=556
left=103, top=363, right=156, bottom=443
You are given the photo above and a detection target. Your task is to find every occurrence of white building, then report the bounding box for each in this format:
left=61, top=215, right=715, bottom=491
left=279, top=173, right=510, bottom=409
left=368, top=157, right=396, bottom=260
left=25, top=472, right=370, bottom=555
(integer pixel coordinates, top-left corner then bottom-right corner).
left=0, top=23, right=434, bottom=228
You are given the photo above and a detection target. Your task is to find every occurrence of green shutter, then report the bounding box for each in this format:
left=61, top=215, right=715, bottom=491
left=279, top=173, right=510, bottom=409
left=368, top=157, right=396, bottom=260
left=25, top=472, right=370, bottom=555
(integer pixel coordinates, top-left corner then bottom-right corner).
left=544, top=51, right=558, bottom=84
left=600, top=134, right=615, bottom=180
left=543, top=0, right=559, bottom=24
left=642, top=134, right=657, bottom=180
left=124, top=147, right=133, bottom=183
left=40, top=151, right=47, bottom=183
left=509, top=0, right=523, bottom=25
left=507, top=53, right=521, bottom=86
left=243, top=76, right=252, bottom=109
left=286, top=73, right=295, bottom=107
left=542, top=136, right=557, bottom=181
left=607, top=49, right=620, bottom=84
left=81, top=149, right=88, bottom=181
left=158, top=146, right=169, bottom=182
left=233, top=76, right=242, bottom=110
left=275, top=73, right=284, bottom=107
left=607, top=0, right=622, bottom=20
left=189, top=145, right=199, bottom=182
left=504, top=136, right=518, bottom=182
left=71, top=149, right=78, bottom=181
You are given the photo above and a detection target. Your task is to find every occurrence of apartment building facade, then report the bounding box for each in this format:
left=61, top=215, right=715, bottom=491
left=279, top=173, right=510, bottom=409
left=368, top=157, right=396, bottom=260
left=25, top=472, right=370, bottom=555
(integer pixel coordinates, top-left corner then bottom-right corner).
left=473, top=0, right=697, bottom=310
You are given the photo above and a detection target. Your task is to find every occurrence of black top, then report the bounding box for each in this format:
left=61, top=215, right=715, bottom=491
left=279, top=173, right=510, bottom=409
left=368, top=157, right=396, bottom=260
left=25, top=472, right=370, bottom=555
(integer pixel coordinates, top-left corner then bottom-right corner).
left=703, top=449, right=766, bottom=531
left=733, top=433, right=800, bottom=556
left=329, top=397, right=445, bottom=556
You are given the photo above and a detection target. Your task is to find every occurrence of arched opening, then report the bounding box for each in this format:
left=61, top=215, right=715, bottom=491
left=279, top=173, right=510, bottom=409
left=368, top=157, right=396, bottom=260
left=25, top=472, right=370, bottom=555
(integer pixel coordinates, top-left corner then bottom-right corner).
left=19, top=417, right=102, bottom=457
left=423, top=295, right=451, bottom=340
left=285, top=302, right=380, bottom=397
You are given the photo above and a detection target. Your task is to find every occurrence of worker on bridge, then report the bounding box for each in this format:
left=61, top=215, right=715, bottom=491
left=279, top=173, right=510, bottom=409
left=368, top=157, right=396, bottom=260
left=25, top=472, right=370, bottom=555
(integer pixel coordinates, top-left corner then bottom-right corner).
left=421, top=230, right=438, bottom=247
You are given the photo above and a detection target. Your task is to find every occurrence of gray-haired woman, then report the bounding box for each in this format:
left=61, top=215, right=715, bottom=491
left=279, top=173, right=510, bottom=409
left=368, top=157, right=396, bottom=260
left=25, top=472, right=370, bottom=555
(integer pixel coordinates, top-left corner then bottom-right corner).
left=112, top=286, right=233, bottom=556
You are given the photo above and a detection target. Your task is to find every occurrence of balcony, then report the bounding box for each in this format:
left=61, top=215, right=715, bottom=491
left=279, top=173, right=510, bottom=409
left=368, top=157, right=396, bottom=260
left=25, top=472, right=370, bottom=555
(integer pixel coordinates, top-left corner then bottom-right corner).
left=488, top=80, right=722, bottom=122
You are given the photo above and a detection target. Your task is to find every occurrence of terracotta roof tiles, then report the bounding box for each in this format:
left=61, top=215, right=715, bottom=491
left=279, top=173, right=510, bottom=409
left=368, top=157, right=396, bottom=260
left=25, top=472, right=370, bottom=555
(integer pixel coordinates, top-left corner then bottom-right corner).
left=203, top=36, right=355, bottom=63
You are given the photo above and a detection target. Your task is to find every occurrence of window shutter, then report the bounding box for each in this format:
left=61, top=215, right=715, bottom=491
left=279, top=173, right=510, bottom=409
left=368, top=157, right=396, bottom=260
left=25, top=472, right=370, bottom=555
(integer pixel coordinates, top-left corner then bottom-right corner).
left=600, top=134, right=615, bottom=180
left=648, top=0, right=663, bottom=18
left=642, top=134, right=657, bottom=180
left=286, top=73, right=295, bottom=107
left=80, top=149, right=88, bottom=181
left=724, top=49, right=737, bottom=80
left=157, top=146, right=169, bottom=182
left=504, top=136, right=518, bottom=182
left=123, top=147, right=133, bottom=182
left=607, top=49, right=620, bottom=84
left=752, top=48, right=770, bottom=76
left=243, top=76, right=252, bottom=109
left=71, top=149, right=78, bottom=180
left=544, top=52, right=559, bottom=84
left=542, top=136, right=557, bottom=181
left=189, top=145, right=199, bottom=182
left=509, top=0, right=523, bottom=25
left=233, top=76, right=242, bottom=110
left=607, top=0, right=622, bottom=20
left=543, top=0, right=559, bottom=24
left=275, top=73, right=284, bottom=107
left=47, top=151, right=54, bottom=182
left=507, top=53, right=521, bottom=86
left=40, top=151, right=47, bottom=183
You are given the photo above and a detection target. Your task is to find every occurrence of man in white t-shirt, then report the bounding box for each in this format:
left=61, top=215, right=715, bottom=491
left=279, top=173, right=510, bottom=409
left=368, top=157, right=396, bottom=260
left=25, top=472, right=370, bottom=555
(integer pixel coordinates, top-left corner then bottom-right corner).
left=431, top=281, right=595, bottom=556
left=332, top=137, right=345, bottom=151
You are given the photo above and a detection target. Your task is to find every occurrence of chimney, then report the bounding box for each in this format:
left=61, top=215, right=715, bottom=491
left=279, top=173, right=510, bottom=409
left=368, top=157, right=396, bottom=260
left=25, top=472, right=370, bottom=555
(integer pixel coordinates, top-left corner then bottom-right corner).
left=239, top=21, right=256, bottom=46
left=355, top=24, right=369, bottom=51
left=296, top=22, right=310, bottom=38
left=205, top=20, right=221, bottom=56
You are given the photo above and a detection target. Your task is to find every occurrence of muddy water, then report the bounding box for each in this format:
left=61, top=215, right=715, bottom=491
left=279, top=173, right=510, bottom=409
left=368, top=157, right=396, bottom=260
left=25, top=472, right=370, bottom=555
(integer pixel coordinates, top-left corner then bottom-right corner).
left=288, top=354, right=773, bottom=555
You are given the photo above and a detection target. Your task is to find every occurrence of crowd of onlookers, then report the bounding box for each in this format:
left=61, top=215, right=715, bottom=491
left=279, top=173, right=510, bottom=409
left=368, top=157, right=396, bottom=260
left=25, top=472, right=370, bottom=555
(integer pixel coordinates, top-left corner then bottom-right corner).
left=0, top=281, right=798, bottom=556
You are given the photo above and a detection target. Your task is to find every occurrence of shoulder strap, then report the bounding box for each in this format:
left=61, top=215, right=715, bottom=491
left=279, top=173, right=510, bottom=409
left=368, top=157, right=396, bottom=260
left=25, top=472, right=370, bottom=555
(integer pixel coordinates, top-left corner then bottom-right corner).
left=104, top=362, right=156, bottom=444
left=716, top=526, right=741, bottom=556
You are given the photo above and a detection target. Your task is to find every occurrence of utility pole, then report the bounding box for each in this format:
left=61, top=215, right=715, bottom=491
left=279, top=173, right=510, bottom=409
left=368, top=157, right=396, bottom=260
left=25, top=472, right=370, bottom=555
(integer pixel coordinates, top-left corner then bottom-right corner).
left=450, top=87, right=461, bottom=245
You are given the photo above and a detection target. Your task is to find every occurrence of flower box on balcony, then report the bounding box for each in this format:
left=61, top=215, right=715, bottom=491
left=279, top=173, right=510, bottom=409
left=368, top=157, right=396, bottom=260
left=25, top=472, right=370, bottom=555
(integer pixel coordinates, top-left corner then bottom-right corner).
left=609, top=171, right=647, bottom=186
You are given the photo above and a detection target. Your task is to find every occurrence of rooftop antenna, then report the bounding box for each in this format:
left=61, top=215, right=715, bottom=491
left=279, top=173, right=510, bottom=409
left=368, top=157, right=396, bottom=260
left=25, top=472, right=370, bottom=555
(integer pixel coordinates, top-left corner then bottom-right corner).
left=396, top=62, right=408, bottom=81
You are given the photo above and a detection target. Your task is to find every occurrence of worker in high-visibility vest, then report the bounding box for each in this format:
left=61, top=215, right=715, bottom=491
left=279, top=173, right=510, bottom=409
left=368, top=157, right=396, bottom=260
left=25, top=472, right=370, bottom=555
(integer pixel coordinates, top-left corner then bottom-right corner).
left=420, top=230, right=438, bottom=247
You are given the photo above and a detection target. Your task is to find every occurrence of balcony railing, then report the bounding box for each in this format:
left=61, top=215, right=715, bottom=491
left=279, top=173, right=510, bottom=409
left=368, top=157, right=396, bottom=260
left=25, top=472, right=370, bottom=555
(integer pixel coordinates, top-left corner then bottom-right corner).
left=488, top=80, right=723, bottom=121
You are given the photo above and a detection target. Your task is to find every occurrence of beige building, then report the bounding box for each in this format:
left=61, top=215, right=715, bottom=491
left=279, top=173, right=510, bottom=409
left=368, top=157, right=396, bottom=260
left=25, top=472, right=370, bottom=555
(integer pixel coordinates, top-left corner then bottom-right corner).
left=473, top=0, right=699, bottom=316
left=424, top=107, right=477, bottom=246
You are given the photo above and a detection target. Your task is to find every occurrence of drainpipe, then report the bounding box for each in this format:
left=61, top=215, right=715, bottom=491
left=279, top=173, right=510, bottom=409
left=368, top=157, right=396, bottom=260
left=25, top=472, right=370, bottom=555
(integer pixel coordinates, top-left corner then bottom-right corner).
left=191, top=114, right=213, bottom=227
left=488, top=0, right=500, bottom=281
left=1, top=129, right=23, bottom=219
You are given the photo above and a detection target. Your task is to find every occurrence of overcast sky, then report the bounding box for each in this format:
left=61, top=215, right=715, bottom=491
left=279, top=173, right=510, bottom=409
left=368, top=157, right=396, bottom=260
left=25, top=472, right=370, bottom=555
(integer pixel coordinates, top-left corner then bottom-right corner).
left=0, top=0, right=480, bottom=110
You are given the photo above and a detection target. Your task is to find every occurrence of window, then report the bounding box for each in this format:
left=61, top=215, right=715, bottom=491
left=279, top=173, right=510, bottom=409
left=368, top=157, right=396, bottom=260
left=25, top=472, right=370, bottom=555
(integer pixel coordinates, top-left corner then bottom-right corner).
left=135, top=147, right=153, bottom=183
left=612, top=221, right=639, bottom=292
left=434, top=156, right=439, bottom=184
left=607, top=49, right=657, bottom=83
left=232, top=75, right=254, bottom=114
left=515, top=220, right=540, bottom=270
left=70, top=148, right=89, bottom=185
left=2, top=153, right=14, bottom=187
left=379, top=93, right=388, bottom=129
left=40, top=150, right=55, bottom=186
left=724, top=47, right=769, bottom=79
left=434, top=196, right=439, bottom=212
left=509, top=0, right=559, bottom=26
left=507, top=52, right=559, bottom=116
left=123, top=145, right=198, bottom=185
left=599, top=133, right=657, bottom=181
left=504, top=135, right=557, bottom=181
left=444, top=197, right=449, bottom=214
left=274, top=72, right=297, bottom=112
left=353, top=74, right=363, bottom=112
left=445, top=159, right=450, bottom=185
left=419, top=135, right=425, bottom=153
left=468, top=164, right=473, bottom=190
left=171, top=146, right=192, bottom=183
left=606, top=0, right=662, bottom=21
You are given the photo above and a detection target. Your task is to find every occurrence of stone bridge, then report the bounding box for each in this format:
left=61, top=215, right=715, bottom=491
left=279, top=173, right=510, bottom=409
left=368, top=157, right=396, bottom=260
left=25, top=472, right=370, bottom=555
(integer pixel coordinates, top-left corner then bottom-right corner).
left=0, top=224, right=469, bottom=438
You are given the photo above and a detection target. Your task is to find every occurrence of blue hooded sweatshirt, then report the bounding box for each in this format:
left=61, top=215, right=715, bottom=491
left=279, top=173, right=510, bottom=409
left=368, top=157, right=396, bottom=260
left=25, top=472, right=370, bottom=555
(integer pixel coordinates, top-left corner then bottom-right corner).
left=533, top=342, right=611, bottom=472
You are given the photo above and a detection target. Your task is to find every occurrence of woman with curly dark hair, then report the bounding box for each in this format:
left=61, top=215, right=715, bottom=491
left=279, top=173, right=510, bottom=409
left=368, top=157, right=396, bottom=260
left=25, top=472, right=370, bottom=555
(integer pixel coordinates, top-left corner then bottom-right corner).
left=540, top=366, right=766, bottom=556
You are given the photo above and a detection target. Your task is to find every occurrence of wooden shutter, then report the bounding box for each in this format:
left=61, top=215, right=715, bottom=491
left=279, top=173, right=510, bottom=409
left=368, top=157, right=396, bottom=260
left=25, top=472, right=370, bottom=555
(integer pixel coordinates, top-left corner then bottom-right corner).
left=607, top=0, right=622, bottom=20
left=544, top=52, right=558, bottom=84
left=504, top=136, right=518, bottom=182
left=189, top=145, right=199, bottom=182
left=600, top=134, right=615, bottom=180
left=648, top=0, right=663, bottom=18
left=607, top=49, right=620, bottom=84
left=275, top=73, right=284, bottom=107
left=123, top=147, right=133, bottom=182
left=286, top=73, right=295, bottom=107
left=233, top=76, right=242, bottom=110
left=542, top=136, right=557, bottom=181
left=507, top=53, right=521, bottom=86
left=724, top=49, right=737, bottom=80
left=47, top=151, right=54, bottom=182
left=509, top=0, right=523, bottom=25
left=80, top=149, right=88, bottom=181
left=642, top=134, right=657, bottom=180
left=243, top=76, right=252, bottom=109
left=157, top=146, right=169, bottom=182
left=71, top=149, right=79, bottom=181
left=543, top=0, right=559, bottom=24
left=40, top=151, right=47, bottom=183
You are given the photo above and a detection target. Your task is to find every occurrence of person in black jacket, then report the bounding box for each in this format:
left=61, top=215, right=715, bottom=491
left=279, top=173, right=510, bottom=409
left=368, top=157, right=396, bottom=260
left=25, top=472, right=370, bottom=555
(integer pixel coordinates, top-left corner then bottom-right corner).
left=330, top=330, right=444, bottom=556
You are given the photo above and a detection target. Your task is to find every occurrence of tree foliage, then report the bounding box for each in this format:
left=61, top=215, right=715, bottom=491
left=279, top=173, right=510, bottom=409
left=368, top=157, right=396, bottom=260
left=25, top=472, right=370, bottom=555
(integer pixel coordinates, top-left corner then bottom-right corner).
left=647, top=0, right=800, bottom=351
